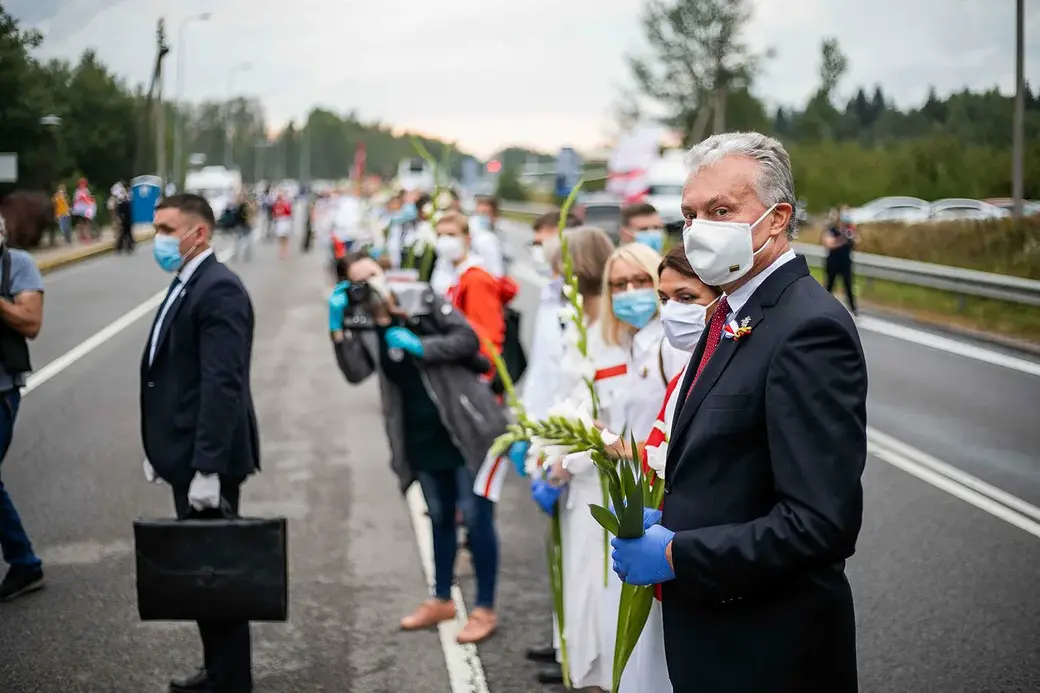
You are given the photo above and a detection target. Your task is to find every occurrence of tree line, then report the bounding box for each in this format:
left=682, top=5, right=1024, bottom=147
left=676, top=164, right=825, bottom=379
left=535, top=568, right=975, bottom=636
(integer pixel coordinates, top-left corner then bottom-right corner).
left=623, top=0, right=1040, bottom=209
left=2, top=3, right=1037, bottom=212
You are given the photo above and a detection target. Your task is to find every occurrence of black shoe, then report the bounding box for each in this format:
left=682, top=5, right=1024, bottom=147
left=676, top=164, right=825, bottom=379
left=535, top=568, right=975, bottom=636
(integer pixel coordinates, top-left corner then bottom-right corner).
left=169, top=668, right=214, bottom=692
left=0, top=565, right=44, bottom=602
left=536, top=663, right=564, bottom=684
left=525, top=644, right=557, bottom=663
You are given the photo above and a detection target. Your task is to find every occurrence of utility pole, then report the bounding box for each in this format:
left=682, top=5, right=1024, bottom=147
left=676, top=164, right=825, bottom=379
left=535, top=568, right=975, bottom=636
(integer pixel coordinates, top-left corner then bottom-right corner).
left=173, top=13, right=211, bottom=192
left=155, top=19, right=169, bottom=187
left=1012, top=0, right=1025, bottom=221
left=299, top=120, right=311, bottom=187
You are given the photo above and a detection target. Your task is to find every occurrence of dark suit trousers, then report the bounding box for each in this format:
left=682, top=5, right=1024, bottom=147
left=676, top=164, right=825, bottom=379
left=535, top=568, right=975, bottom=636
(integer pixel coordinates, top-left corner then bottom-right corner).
left=172, top=480, right=252, bottom=692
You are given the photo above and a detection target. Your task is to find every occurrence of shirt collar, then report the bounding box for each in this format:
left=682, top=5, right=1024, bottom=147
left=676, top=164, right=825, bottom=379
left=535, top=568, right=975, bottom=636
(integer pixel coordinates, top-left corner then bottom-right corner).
left=724, top=248, right=797, bottom=318
left=177, top=247, right=214, bottom=284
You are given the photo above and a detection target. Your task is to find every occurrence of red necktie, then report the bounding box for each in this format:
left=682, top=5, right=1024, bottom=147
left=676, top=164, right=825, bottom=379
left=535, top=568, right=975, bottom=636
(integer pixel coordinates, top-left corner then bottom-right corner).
left=687, top=296, right=730, bottom=397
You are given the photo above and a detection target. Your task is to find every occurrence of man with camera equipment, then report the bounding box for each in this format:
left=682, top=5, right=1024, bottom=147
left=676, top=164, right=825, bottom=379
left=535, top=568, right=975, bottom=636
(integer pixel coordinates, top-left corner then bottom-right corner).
left=0, top=214, right=45, bottom=603
left=329, top=252, right=506, bottom=644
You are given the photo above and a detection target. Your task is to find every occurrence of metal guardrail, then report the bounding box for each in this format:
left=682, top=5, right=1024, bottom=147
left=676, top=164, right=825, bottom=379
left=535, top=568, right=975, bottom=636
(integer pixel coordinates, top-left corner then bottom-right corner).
left=500, top=201, right=1040, bottom=308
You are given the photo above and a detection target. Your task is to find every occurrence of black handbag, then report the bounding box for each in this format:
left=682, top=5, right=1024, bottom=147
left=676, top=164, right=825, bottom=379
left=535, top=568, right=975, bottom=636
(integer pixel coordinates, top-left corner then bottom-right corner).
left=133, top=504, right=288, bottom=622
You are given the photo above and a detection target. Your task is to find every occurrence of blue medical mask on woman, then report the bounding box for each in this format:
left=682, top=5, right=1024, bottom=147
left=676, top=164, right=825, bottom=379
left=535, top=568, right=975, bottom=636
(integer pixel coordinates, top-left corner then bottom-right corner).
left=393, top=203, right=418, bottom=225
left=634, top=228, right=664, bottom=253
left=612, top=287, right=659, bottom=329
left=153, top=228, right=199, bottom=273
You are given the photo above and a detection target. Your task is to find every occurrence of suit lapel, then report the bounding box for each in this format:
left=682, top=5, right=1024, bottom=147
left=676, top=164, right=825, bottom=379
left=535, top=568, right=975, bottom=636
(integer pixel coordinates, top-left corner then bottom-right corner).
left=668, top=299, right=763, bottom=453
left=148, top=254, right=216, bottom=371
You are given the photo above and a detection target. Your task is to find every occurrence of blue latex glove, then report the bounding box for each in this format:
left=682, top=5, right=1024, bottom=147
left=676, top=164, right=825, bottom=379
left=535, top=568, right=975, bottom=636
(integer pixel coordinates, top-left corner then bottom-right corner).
left=385, top=326, right=424, bottom=357
left=508, top=441, right=530, bottom=477
left=531, top=478, right=562, bottom=515
left=368, top=246, right=384, bottom=260
left=328, top=280, right=350, bottom=332
left=611, top=524, right=676, bottom=586
left=606, top=504, right=661, bottom=530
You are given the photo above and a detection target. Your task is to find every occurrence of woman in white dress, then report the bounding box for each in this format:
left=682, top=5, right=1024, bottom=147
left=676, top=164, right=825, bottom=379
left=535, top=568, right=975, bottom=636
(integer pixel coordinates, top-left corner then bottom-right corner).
left=620, top=244, right=722, bottom=693
left=534, top=227, right=617, bottom=690
left=578, top=243, right=687, bottom=693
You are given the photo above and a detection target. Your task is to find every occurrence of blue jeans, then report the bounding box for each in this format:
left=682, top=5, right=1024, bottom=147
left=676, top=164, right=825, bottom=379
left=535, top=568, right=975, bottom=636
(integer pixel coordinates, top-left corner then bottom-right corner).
left=0, top=389, right=39, bottom=568
left=417, top=466, right=498, bottom=609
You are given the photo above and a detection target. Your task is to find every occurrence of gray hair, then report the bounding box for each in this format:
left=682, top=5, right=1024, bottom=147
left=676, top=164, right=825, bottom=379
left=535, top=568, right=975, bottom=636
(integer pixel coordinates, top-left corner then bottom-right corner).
left=685, top=132, right=798, bottom=238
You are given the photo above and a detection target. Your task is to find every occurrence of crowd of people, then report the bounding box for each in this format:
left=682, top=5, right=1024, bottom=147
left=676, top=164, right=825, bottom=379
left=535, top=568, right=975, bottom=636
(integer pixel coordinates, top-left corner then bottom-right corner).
left=326, top=130, right=869, bottom=693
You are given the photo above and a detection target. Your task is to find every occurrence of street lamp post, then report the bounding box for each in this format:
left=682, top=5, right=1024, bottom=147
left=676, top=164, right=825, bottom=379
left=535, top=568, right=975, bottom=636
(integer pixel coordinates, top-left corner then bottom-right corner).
left=172, top=12, right=211, bottom=193
left=38, top=115, right=62, bottom=190
left=1012, top=0, right=1025, bottom=221
left=224, top=63, right=252, bottom=169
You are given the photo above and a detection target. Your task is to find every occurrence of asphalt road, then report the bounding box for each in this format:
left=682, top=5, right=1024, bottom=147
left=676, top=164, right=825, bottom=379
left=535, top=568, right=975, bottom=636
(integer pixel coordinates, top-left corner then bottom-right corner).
left=0, top=220, right=1037, bottom=692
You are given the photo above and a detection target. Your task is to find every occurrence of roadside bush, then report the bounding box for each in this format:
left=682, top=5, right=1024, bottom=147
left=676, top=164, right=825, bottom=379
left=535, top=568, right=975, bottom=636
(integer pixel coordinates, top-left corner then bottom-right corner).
left=852, top=217, right=1040, bottom=279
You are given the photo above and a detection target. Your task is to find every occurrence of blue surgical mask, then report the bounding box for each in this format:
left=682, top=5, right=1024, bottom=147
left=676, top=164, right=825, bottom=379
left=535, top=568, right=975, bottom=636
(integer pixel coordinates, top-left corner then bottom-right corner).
left=634, top=229, right=664, bottom=253
left=153, top=228, right=198, bottom=273
left=612, top=288, right=659, bottom=329
left=393, top=203, right=418, bottom=225
left=473, top=214, right=492, bottom=232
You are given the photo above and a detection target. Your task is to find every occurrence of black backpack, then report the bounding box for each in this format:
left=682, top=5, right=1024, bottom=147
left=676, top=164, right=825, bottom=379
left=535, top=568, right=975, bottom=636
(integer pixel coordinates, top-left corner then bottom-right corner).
left=491, top=306, right=527, bottom=395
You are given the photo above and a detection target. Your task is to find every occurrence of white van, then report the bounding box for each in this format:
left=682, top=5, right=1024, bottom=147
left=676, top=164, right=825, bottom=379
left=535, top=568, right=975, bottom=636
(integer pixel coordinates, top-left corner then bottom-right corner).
left=644, top=150, right=687, bottom=229
left=184, top=166, right=243, bottom=219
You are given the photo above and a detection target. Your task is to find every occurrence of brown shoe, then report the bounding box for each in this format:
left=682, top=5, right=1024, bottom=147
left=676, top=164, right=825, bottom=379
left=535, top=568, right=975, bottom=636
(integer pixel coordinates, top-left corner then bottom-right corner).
left=456, top=607, right=497, bottom=644
left=401, top=599, right=456, bottom=630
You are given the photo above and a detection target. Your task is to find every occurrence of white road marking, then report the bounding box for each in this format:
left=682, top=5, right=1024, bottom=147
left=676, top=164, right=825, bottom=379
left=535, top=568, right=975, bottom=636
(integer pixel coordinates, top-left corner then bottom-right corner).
left=404, top=483, right=491, bottom=693
left=24, top=248, right=234, bottom=396
left=868, top=428, right=1040, bottom=539
left=856, top=315, right=1040, bottom=378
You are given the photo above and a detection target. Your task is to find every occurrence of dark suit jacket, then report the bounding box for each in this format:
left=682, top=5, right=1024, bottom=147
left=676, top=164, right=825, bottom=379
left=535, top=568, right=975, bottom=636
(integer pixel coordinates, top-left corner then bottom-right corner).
left=661, top=255, right=867, bottom=693
left=140, top=253, right=260, bottom=488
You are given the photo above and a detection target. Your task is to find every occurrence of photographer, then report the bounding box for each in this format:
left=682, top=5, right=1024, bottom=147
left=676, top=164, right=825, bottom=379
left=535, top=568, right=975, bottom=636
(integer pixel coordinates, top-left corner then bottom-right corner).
left=328, top=252, right=505, bottom=644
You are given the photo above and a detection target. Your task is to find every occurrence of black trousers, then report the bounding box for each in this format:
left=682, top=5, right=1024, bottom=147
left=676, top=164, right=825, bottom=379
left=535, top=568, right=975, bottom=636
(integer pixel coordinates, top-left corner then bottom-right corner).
left=172, top=480, right=252, bottom=692
left=825, top=256, right=857, bottom=314
left=117, top=215, right=134, bottom=252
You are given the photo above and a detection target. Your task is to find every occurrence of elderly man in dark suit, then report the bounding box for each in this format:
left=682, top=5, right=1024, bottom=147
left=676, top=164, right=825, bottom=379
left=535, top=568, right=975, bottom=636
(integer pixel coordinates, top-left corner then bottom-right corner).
left=140, top=193, right=260, bottom=693
left=611, top=132, right=868, bottom=693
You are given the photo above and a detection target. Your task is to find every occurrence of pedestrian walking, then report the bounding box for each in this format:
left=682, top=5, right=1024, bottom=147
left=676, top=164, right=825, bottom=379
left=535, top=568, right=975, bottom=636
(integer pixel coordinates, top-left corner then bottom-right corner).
left=140, top=193, right=260, bottom=693
left=0, top=215, right=45, bottom=602
left=823, top=205, right=859, bottom=315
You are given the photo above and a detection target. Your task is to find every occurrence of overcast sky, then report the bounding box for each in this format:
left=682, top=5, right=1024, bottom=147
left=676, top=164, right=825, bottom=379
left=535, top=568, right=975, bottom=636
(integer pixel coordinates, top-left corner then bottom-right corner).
left=9, top=0, right=1039, bottom=157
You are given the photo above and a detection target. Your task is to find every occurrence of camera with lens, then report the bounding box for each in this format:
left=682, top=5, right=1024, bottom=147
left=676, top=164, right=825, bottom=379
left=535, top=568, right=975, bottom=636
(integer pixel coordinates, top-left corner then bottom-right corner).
left=341, top=281, right=377, bottom=330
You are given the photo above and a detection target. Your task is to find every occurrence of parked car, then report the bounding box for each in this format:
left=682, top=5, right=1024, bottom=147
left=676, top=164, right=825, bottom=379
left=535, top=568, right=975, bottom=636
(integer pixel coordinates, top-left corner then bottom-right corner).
left=983, top=198, right=1040, bottom=217
left=847, top=196, right=930, bottom=224
left=927, top=198, right=1010, bottom=221
left=577, top=192, right=623, bottom=244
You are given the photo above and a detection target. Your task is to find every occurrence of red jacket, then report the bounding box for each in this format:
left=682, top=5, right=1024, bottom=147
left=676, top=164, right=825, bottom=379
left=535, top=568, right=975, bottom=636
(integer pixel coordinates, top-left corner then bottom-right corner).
left=447, top=264, right=518, bottom=374
left=272, top=199, right=293, bottom=219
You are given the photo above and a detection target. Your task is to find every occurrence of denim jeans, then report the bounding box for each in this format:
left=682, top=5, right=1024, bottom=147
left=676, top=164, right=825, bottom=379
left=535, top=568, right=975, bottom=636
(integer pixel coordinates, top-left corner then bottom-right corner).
left=417, top=466, right=498, bottom=609
left=0, top=389, right=39, bottom=567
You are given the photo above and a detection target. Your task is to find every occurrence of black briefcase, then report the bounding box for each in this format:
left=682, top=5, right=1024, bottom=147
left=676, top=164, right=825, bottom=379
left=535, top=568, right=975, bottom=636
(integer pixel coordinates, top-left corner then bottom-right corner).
left=133, top=507, right=288, bottom=622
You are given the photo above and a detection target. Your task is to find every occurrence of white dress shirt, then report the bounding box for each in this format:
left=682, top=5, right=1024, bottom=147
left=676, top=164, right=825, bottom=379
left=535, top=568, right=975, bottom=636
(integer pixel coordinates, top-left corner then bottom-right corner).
left=148, top=248, right=214, bottom=365
left=723, top=248, right=797, bottom=322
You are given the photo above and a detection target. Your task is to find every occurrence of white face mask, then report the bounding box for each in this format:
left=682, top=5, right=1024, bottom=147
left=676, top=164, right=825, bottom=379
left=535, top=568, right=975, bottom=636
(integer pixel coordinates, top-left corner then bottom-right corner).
left=682, top=204, right=778, bottom=286
left=660, top=297, right=718, bottom=352
left=367, top=273, right=388, bottom=300
left=435, top=235, right=466, bottom=263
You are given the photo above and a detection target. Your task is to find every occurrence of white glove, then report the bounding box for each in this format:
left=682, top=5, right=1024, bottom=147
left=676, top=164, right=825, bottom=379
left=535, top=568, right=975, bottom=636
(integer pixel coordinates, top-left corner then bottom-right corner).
left=143, top=458, right=162, bottom=484
left=187, top=472, right=221, bottom=511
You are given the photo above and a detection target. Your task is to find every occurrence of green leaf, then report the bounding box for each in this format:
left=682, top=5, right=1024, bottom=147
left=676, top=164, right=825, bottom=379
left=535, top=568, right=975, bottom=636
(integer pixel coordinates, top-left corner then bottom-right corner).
left=588, top=503, right=620, bottom=536
left=612, top=583, right=655, bottom=691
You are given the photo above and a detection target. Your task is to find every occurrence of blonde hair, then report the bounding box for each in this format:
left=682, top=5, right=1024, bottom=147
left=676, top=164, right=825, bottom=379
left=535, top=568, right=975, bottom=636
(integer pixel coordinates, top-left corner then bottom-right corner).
left=435, top=211, right=470, bottom=235
left=547, top=226, right=615, bottom=296
left=600, top=243, right=663, bottom=346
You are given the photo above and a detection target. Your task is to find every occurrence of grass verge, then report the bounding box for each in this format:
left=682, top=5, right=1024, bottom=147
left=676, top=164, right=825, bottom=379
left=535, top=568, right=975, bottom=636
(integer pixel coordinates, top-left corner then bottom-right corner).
left=807, top=266, right=1040, bottom=345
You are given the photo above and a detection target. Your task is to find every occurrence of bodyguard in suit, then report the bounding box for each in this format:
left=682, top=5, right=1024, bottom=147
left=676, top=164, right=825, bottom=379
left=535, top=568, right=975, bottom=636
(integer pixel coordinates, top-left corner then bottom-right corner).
left=610, top=133, right=868, bottom=693
left=141, top=193, right=260, bottom=693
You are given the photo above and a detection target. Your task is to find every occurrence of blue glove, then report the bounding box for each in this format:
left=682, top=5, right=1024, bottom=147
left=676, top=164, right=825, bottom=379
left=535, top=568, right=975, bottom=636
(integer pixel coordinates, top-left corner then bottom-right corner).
left=508, top=441, right=530, bottom=477
left=368, top=246, right=384, bottom=260
left=611, top=524, right=676, bottom=586
left=606, top=504, right=660, bottom=530
left=385, top=326, right=424, bottom=357
left=531, top=478, right=562, bottom=515
left=328, top=280, right=350, bottom=332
